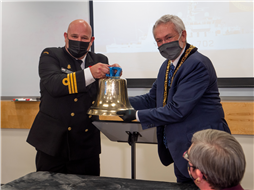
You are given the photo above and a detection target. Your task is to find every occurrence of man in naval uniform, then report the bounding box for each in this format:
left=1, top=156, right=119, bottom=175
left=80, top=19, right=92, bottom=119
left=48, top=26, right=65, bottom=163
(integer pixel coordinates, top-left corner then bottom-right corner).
left=117, top=14, right=231, bottom=183
left=27, top=19, right=120, bottom=176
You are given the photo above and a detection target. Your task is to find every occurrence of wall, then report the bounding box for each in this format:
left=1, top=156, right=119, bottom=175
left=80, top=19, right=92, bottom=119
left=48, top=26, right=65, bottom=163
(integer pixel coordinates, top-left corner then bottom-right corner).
left=1, top=1, right=90, bottom=97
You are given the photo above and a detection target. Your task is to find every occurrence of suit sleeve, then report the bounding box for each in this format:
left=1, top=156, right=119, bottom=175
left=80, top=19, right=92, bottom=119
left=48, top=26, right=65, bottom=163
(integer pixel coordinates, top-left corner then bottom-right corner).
left=138, top=60, right=210, bottom=129
left=39, top=48, right=87, bottom=97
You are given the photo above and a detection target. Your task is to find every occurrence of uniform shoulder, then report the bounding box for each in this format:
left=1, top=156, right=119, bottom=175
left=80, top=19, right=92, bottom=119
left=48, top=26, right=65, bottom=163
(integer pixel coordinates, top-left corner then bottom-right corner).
left=40, top=47, right=65, bottom=57
left=87, top=51, right=108, bottom=63
left=88, top=51, right=108, bottom=59
left=183, top=49, right=210, bottom=65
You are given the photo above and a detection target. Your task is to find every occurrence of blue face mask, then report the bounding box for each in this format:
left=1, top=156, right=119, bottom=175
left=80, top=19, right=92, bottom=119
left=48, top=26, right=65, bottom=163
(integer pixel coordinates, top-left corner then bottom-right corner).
left=158, top=33, right=182, bottom=60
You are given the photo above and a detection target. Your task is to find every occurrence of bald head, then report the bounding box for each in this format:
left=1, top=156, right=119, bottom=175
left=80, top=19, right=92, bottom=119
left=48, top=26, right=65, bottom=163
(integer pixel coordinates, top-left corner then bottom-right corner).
left=67, top=19, right=92, bottom=38
left=64, top=19, right=95, bottom=59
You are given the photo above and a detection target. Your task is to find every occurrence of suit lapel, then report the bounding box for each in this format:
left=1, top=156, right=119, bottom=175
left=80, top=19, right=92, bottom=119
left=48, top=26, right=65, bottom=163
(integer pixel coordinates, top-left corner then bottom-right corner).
left=157, top=61, right=168, bottom=108
left=62, top=47, right=79, bottom=72
left=85, top=52, right=95, bottom=68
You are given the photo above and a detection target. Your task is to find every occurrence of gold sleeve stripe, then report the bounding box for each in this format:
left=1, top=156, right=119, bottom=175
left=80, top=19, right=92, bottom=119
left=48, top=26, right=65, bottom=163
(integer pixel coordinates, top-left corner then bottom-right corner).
left=67, top=74, right=72, bottom=94
left=73, top=72, right=78, bottom=93
left=62, top=72, right=78, bottom=94
left=70, top=73, right=75, bottom=93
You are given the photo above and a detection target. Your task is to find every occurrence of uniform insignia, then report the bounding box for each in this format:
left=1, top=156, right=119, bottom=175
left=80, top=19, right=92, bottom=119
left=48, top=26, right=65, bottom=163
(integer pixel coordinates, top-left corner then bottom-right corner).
left=67, top=64, right=71, bottom=69
left=61, top=68, right=72, bottom=74
left=62, top=72, right=78, bottom=94
left=43, top=51, right=49, bottom=54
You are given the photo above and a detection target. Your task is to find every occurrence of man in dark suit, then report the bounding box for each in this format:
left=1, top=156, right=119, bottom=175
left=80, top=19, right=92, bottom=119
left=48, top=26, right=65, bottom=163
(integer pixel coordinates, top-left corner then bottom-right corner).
left=117, top=14, right=231, bottom=183
left=27, top=19, right=120, bottom=176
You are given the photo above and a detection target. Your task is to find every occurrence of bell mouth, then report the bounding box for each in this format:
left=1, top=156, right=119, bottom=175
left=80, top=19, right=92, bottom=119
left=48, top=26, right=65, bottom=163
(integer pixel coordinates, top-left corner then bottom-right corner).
left=88, top=108, right=133, bottom=116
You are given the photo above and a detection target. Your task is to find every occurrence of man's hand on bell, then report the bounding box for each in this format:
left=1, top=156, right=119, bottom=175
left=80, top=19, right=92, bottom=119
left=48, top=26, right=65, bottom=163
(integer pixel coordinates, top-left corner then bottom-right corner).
left=90, top=63, right=110, bottom=79
left=109, top=63, right=122, bottom=77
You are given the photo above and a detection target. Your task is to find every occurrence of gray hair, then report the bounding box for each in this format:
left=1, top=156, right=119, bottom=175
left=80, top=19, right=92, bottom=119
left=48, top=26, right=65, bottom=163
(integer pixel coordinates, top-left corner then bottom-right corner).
left=189, top=129, right=246, bottom=189
left=153, top=14, right=185, bottom=37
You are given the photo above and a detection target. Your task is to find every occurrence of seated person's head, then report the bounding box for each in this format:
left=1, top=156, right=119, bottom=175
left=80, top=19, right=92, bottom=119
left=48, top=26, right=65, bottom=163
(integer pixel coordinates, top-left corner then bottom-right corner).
left=183, top=129, right=246, bottom=190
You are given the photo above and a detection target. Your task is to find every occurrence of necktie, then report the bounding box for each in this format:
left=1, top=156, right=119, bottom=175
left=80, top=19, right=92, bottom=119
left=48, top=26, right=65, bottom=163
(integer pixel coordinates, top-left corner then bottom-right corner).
left=168, top=64, right=175, bottom=86
left=75, top=60, right=83, bottom=70
left=163, top=63, right=175, bottom=149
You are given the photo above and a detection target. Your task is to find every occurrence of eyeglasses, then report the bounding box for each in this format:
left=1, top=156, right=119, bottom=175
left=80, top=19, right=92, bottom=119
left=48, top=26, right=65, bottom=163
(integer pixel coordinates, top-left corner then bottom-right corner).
left=183, top=151, right=197, bottom=169
left=183, top=150, right=207, bottom=180
left=155, top=35, right=175, bottom=46
left=188, top=162, right=197, bottom=171
left=183, top=150, right=190, bottom=162
left=155, top=31, right=182, bottom=47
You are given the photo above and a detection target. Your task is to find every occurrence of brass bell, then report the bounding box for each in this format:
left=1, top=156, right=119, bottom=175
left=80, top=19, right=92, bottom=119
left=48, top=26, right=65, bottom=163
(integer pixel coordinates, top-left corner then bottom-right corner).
left=87, top=67, right=134, bottom=116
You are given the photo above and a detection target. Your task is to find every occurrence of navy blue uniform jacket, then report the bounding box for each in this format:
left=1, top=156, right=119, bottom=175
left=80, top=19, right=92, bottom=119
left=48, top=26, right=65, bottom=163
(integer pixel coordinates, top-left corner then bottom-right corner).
left=129, top=44, right=230, bottom=178
left=27, top=47, right=108, bottom=160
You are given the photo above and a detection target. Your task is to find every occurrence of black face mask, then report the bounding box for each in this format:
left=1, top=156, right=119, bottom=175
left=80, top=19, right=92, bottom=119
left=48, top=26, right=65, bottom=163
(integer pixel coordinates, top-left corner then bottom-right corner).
left=68, top=39, right=90, bottom=58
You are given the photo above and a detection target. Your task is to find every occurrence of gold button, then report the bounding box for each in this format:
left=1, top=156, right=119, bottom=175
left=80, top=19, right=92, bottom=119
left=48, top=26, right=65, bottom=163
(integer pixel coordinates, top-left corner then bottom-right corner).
left=89, top=115, right=92, bottom=118
left=68, top=127, right=71, bottom=131
left=85, top=129, right=88, bottom=132
left=74, top=98, right=78, bottom=102
left=92, top=101, right=95, bottom=104
left=71, top=113, right=75, bottom=116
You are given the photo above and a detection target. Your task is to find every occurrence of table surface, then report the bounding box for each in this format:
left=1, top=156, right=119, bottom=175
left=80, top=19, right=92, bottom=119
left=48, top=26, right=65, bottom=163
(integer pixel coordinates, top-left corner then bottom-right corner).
left=2, top=171, right=199, bottom=190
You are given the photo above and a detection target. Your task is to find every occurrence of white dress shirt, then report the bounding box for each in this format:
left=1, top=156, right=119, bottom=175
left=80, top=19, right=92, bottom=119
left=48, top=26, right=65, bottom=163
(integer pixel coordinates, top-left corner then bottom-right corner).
left=77, top=55, right=96, bottom=87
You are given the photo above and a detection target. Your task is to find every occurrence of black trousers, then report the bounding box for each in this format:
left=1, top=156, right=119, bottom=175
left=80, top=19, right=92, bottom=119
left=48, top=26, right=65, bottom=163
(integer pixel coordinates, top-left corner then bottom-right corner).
left=36, top=150, right=100, bottom=176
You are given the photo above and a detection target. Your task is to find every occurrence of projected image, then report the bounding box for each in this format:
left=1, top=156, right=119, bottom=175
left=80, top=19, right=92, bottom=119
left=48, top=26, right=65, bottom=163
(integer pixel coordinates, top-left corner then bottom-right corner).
left=95, top=2, right=252, bottom=52
left=94, top=1, right=253, bottom=78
